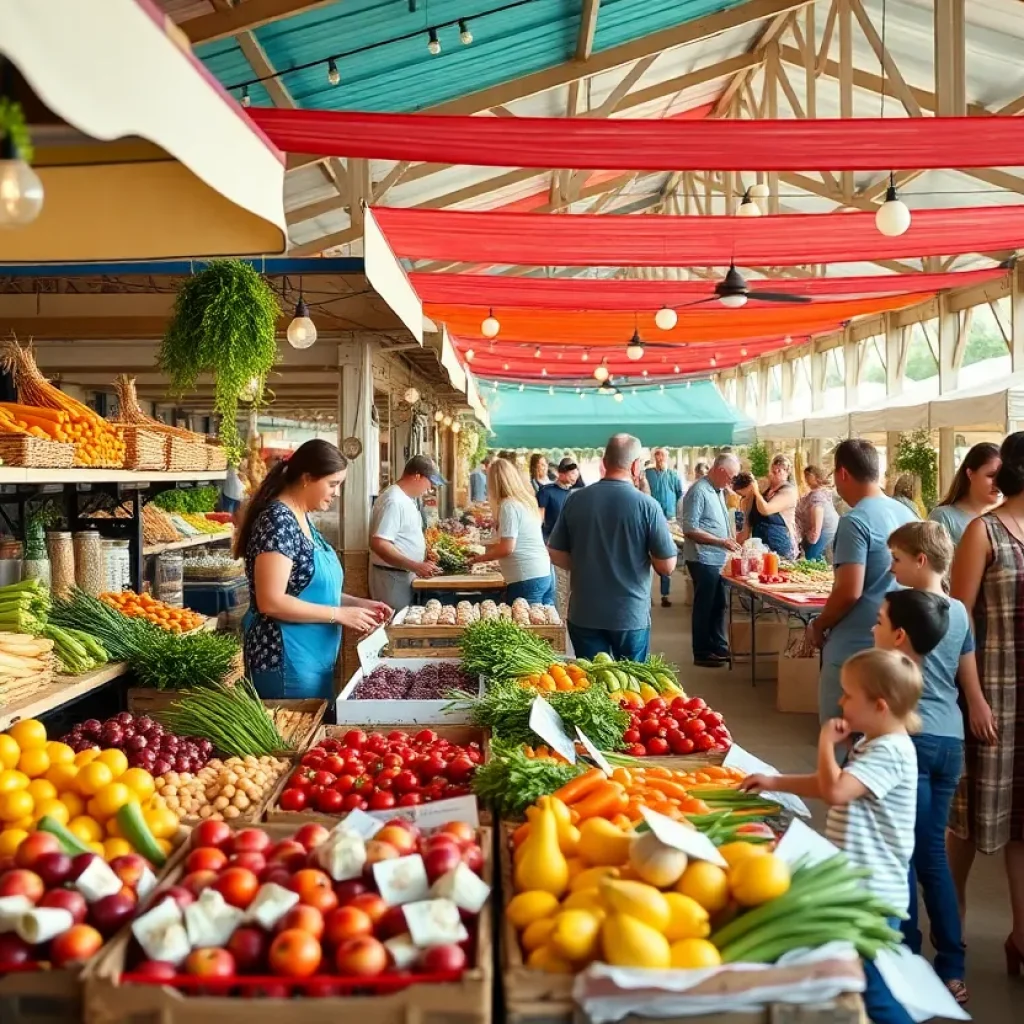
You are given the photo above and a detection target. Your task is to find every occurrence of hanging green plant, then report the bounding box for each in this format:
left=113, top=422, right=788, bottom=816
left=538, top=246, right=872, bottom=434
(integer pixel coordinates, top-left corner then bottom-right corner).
left=746, top=440, right=770, bottom=479
left=894, top=429, right=938, bottom=511
left=0, top=97, right=33, bottom=162
left=159, top=261, right=279, bottom=460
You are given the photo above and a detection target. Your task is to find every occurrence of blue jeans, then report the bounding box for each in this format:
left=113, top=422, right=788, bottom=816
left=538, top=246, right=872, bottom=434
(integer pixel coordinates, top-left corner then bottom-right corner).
left=686, top=561, right=728, bottom=660
left=505, top=571, right=555, bottom=605
left=659, top=573, right=671, bottom=597
left=568, top=623, right=650, bottom=662
left=902, top=734, right=965, bottom=982
left=802, top=535, right=831, bottom=561
left=862, top=950, right=915, bottom=1024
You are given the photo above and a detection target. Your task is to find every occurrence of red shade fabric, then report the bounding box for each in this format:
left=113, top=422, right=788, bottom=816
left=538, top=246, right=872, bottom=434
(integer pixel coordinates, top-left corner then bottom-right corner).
left=249, top=109, right=1024, bottom=172
left=411, top=268, right=1002, bottom=310
left=372, top=206, right=1024, bottom=267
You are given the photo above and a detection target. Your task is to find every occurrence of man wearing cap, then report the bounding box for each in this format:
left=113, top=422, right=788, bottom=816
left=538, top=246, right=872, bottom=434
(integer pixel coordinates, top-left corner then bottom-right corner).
left=368, top=455, right=444, bottom=611
left=645, top=448, right=684, bottom=608
left=537, top=457, right=580, bottom=542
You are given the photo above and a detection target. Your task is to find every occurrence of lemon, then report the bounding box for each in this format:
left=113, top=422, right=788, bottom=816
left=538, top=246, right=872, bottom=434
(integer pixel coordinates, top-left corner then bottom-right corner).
left=120, top=768, right=155, bottom=802
left=45, top=742, right=75, bottom=766
left=59, top=791, right=85, bottom=819
left=508, top=890, right=561, bottom=930
left=670, top=938, right=722, bottom=969
left=729, top=853, right=791, bottom=907
left=663, top=892, right=711, bottom=941
left=718, top=841, right=768, bottom=870
left=90, top=782, right=133, bottom=821
left=0, top=789, right=34, bottom=823
left=45, top=763, right=79, bottom=793
left=32, top=798, right=69, bottom=825
left=0, top=769, right=28, bottom=793
left=76, top=761, right=114, bottom=797
left=0, top=735, right=20, bottom=770
left=96, top=749, right=128, bottom=778
left=16, top=748, right=49, bottom=779
left=26, top=779, right=57, bottom=804
left=103, top=838, right=134, bottom=860
left=675, top=861, right=731, bottom=914
left=68, top=815, right=104, bottom=844
left=0, top=828, right=29, bottom=858
left=74, top=748, right=101, bottom=768
left=521, top=918, right=557, bottom=953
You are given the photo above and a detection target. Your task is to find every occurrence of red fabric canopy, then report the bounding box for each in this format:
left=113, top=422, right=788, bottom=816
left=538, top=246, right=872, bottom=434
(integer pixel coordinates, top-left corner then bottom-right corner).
left=249, top=109, right=1024, bottom=172
left=411, top=268, right=1002, bottom=310
left=373, top=206, right=1024, bottom=267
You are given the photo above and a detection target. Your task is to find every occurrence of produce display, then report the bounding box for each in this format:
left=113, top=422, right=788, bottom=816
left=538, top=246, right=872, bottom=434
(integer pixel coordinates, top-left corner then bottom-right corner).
left=58, top=713, right=213, bottom=774
left=156, top=756, right=289, bottom=823
left=517, top=661, right=591, bottom=694
left=94, top=503, right=231, bottom=549
left=0, top=718, right=175, bottom=866
left=578, top=652, right=684, bottom=699
left=99, top=591, right=205, bottom=633
left=123, top=818, right=487, bottom=988
left=459, top=502, right=494, bottom=530
left=350, top=663, right=476, bottom=701
left=424, top=527, right=482, bottom=575
left=152, top=487, right=220, bottom=516
left=403, top=598, right=559, bottom=628
left=184, top=553, right=245, bottom=581
left=171, top=513, right=228, bottom=538
left=0, top=630, right=54, bottom=695
left=275, top=729, right=483, bottom=816
left=459, top=618, right=564, bottom=680
left=620, top=695, right=732, bottom=758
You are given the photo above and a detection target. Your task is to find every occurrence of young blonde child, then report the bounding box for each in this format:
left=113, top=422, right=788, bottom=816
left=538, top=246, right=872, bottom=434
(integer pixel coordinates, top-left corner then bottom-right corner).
left=741, top=648, right=922, bottom=1024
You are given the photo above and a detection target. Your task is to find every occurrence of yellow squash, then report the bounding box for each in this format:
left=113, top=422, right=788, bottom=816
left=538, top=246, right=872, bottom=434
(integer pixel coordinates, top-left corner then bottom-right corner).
left=550, top=909, right=602, bottom=963
left=601, top=912, right=671, bottom=968
left=600, top=878, right=671, bottom=932
left=577, top=818, right=633, bottom=867
left=514, top=799, right=570, bottom=897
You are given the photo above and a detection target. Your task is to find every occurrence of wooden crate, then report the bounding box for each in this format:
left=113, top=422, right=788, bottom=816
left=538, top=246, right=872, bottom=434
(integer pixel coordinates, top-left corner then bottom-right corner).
left=265, top=723, right=490, bottom=827
left=84, top=823, right=494, bottom=1024
left=498, top=825, right=865, bottom=1024
left=0, top=965, right=82, bottom=1024
left=386, top=620, right=565, bottom=659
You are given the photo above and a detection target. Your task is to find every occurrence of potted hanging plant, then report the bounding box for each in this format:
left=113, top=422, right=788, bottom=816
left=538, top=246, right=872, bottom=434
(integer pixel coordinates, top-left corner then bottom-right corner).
left=159, top=260, right=279, bottom=460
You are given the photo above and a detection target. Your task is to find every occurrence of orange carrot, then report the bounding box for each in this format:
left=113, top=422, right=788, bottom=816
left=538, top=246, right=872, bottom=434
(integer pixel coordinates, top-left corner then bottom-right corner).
left=570, top=782, right=629, bottom=820
left=646, top=778, right=690, bottom=800
left=551, top=768, right=606, bottom=805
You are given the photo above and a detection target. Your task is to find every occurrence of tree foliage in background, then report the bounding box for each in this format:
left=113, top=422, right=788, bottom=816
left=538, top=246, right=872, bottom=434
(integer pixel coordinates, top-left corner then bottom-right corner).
left=894, top=430, right=939, bottom=511
left=160, top=261, right=279, bottom=461
left=746, top=441, right=771, bottom=479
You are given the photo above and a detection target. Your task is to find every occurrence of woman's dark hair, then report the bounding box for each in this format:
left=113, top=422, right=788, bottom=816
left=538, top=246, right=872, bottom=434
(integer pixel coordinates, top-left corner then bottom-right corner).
left=528, top=453, right=547, bottom=479
left=995, top=431, right=1024, bottom=498
left=937, top=442, right=1001, bottom=507
left=234, top=439, right=347, bottom=557
left=732, top=472, right=753, bottom=491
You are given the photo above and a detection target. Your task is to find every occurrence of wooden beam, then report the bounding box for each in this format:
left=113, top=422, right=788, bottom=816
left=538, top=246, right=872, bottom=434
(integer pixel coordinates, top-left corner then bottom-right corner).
left=180, top=0, right=337, bottom=46
left=816, top=0, right=838, bottom=73
left=838, top=0, right=853, bottom=201
left=849, top=0, right=923, bottom=118
left=710, top=8, right=796, bottom=117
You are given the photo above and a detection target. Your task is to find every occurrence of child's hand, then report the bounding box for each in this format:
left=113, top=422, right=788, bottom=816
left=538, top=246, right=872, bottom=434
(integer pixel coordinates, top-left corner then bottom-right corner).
left=739, top=773, right=775, bottom=794
left=821, top=718, right=851, bottom=745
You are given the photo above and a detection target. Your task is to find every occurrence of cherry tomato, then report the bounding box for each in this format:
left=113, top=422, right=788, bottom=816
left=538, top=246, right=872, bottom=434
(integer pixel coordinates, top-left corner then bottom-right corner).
left=638, top=718, right=661, bottom=739
left=645, top=698, right=667, bottom=715
left=445, top=756, right=475, bottom=783
left=646, top=737, right=669, bottom=756
left=666, top=728, right=687, bottom=751
left=415, top=729, right=438, bottom=745
left=333, top=774, right=356, bottom=794
left=356, top=776, right=376, bottom=796
left=343, top=730, right=367, bottom=749
left=676, top=737, right=696, bottom=755
left=398, top=793, right=421, bottom=807
left=700, top=711, right=724, bottom=727
left=382, top=753, right=404, bottom=770
left=301, top=751, right=325, bottom=769
left=322, top=755, right=346, bottom=775
left=369, top=791, right=396, bottom=810
left=279, top=788, right=307, bottom=811
left=393, top=770, right=419, bottom=794
left=628, top=743, right=647, bottom=757
left=623, top=728, right=640, bottom=744
left=419, top=754, right=447, bottom=780
left=685, top=697, right=707, bottom=713
left=315, top=789, right=345, bottom=814
left=684, top=719, right=707, bottom=738
left=387, top=731, right=409, bottom=744
left=660, top=716, right=679, bottom=731
left=366, top=734, right=389, bottom=755
left=378, top=766, right=401, bottom=782
left=312, top=770, right=337, bottom=788
left=670, top=696, right=690, bottom=716
left=376, top=777, right=394, bottom=791
left=694, top=734, right=715, bottom=752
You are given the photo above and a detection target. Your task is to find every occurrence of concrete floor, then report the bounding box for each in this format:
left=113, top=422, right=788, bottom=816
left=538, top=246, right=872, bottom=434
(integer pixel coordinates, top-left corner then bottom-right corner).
left=650, top=595, right=1018, bottom=1023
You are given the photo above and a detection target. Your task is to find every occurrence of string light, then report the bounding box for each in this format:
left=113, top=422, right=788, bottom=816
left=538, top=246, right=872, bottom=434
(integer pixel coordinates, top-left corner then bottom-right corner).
left=240, top=86, right=251, bottom=108
left=451, top=421, right=461, bottom=434
left=614, top=392, right=624, bottom=402
left=428, top=28, right=441, bottom=54
left=403, top=387, right=420, bottom=405
left=736, top=189, right=761, bottom=217
left=0, top=135, right=44, bottom=227
left=709, top=357, right=717, bottom=366
left=502, top=362, right=509, bottom=370
left=534, top=346, right=542, bottom=358
left=518, top=383, right=524, bottom=392
left=625, top=329, right=645, bottom=361
left=541, top=367, right=548, bottom=376
left=443, top=414, right=452, bottom=426
left=286, top=295, right=317, bottom=349
left=654, top=307, right=678, bottom=331
left=548, top=386, right=554, bottom=395
left=673, top=365, right=681, bottom=373
left=465, top=348, right=475, bottom=362
left=641, top=369, right=649, bottom=377
left=459, top=18, right=473, bottom=44
left=434, top=409, right=445, bottom=422
left=593, top=358, right=609, bottom=383
left=327, top=59, right=340, bottom=85
left=876, top=173, right=911, bottom=236
left=581, top=351, right=589, bottom=362
left=481, top=308, right=500, bottom=337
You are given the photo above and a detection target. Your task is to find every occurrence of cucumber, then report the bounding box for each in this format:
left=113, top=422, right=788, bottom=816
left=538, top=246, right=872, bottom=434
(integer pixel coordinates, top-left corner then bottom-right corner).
left=116, top=802, right=167, bottom=867
left=36, top=815, right=93, bottom=856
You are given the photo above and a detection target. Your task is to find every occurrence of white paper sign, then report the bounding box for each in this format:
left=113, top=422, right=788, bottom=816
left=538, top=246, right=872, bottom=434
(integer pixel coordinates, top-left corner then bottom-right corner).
left=873, top=946, right=971, bottom=1022
left=363, top=793, right=480, bottom=830
left=529, top=696, right=577, bottom=763
left=575, top=726, right=612, bottom=775
left=357, top=624, right=389, bottom=672
left=774, top=819, right=841, bottom=867
left=336, top=808, right=384, bottom=839
left=723, top=743, right=812, bottom=818
left=639, top=807, right=728, bottom=868
left=373, top=854, right=430, bottom=906
left=402, top=898, right=469, bottom=948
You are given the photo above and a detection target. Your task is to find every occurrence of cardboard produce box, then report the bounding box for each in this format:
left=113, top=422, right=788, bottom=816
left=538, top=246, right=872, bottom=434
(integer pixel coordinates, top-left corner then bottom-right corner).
left=729, top=619, right=789, bottom=681
left=777, top=655, right=821, bottom=715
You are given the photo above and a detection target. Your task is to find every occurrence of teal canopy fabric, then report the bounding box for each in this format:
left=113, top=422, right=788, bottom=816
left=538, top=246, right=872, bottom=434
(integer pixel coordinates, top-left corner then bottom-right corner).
left=485, top=381, right=750, bottom=449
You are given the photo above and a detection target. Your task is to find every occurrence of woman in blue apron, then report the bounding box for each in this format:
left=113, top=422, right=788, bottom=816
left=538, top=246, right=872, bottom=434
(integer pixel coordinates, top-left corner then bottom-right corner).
left=235, top=439, right=391, bottom=701
left=737, top=455, right=799, bottom=559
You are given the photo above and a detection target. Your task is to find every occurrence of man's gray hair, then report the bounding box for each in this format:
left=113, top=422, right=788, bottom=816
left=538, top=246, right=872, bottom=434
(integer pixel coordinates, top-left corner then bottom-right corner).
left=713, top=452, right=740, bottom=471
left=653, top=447, right=668, bottom=457
left=604, top=433, right=642, bottom=471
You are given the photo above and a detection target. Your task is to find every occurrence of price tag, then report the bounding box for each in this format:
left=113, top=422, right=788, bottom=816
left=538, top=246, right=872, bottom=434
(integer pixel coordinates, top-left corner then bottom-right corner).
left=575, top=726, right=612, bottom=775
left=403, top=898, right=469, bottom=948
left=337, top=808, right=384, bottom=840
left=723, top=744, right=811, bottom=819
left=357, top=625, right=389, bottom=673
left=774, top=819, right=840, bottom=867
left=639, top=807, right=728, bottom=868
left=366, top=793, right=480, bottom=830
left=529, top=696, right=577, bottom=763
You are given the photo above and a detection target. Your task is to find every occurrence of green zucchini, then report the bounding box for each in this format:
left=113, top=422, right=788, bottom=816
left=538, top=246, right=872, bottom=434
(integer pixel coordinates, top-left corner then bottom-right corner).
left=116, top=802, right=167, bottom=867
left=36, top=815, right=92, bottom=856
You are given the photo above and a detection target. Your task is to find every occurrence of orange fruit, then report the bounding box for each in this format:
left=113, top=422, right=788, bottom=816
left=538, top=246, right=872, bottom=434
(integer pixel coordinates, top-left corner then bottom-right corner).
left=0, top=828, right=29, bottom=858
left=675, top=862, right=731, bottom=915
left=68, top=816, right=104, bottom=844
left=74, top=748, right=100, bottom=768
left=96, top=749, right=128, bottom=778
left=17, top=749, right=50, bottom=780
left=76, top=761, right=114, bottom=797
left=90, top=783, right=133, bottom=821
left=45, top=742, right=75, bottom=766
left=103, top=838, right=134, bottom=860
left=0, top=789, right=34, bottom=823
left=120, top=768, right=155, bottom=802
left=59, top=791, right=85, bottom=819
left=0, top=735, right=20, bottom=770
left=7, top=720, right=46, bottom=751
left=26, top=779, right=57, bottom=804
left=45, top=763, right=79, bottom=792
left=33, top=798, right=69, bottom=825
left=0, top=769, right=28, bottom=794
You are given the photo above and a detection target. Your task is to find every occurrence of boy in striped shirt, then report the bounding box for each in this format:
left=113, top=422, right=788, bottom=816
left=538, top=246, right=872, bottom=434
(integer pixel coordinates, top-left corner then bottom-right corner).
left=742, top=648, right=923, bottom=1024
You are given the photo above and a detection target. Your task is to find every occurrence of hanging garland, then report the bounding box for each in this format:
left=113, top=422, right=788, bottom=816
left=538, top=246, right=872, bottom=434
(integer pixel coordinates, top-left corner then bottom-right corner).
left=159, top=261, right=279, bottom=460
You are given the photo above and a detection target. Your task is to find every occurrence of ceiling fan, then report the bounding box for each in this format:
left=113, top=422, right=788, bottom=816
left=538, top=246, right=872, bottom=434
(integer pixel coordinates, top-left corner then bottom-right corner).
left=683, top=263, right=814, bottom=309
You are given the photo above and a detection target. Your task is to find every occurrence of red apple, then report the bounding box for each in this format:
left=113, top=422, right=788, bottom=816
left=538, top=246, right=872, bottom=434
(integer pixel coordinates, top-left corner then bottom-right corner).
left=381, top=817, right=419, bottom=839
left=293, top=823, right=329, bottom=851
left=373, top=826, right=417, bottom=856
left=185, top=947, right=236, bottom=978
left=420, top=833, right=461, bottom=856
left=185, top=848, right=227, bottom=874
left=68, top=853, right=99, bottom=882
left=323, top=905, right=372, bottom=946
left=191, top=820, right=232, bottom=850
left=0, top=869, right=44, bottom=903
left=211, top=867, right=260, bottom=909
left=229, top=828, right=270, bottom=856
left=50, top=924, right=104, bottom=967
left=133, top=959, right=178, bottom=981
left=13, top=831, right=61, bottom=870
left=278, top=904, right=324, bottom=939
left=345, top=892, right=388, bottom=925
left=423, top=845, right=462, bottom=884
left=227, top=926, right=270, bottom=973
left=375, top=905, right=408, bottom=940
left=33, top=851, right=74, bottom=888
left=333, top=878, right=369, bottom=904
left=364, top=840, right=399, bottom=866
left=0, top=932, right=33, bottom=967
left=0, top=856, right=15, bottom=873
left=419, top=943, right=467, bottom=973
left=437, top=822, right=476, bottom=847
left=110, top=854, right=150, bottom=890
left=158, top=885, right=195, bottom=910
left=182, top=870, right=218, bottom=897
left=89, top=892, right=136, bottom=937
left=266, top=841, right=307, bottom=872
left=334, top=936, right=388, bottom=977
left=260, top=866, right=294, bottom=888
left=460, top=844, right=484, bottom=874
left=39, top=887, right=87, bottom=924
left=229, top=852, right=267, bottom=876
left=304, top=978, right=340, bottom=998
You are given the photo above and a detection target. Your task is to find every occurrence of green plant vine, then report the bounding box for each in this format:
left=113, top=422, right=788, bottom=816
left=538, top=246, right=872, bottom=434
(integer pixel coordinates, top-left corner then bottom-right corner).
left=894, top=429, right=938, bottom=511
left=746, top=440, right=770, bottom=479
left=0, top=98, right=33, bottom=162
left=159, top=261, right=279, bottom=461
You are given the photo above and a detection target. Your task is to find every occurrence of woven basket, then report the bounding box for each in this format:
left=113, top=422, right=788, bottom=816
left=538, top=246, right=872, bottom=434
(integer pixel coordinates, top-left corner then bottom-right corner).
left=0, top=435, right=75, bottom=468
left=117, top=426, right=166, bottom=471
left=205, top=443, right=227, bottom=472
left=165, top=437, right=208, bottom=473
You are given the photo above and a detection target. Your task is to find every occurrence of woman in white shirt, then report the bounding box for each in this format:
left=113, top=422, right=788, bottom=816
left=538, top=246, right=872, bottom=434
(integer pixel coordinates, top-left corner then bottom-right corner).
left=471, top=458, right=555, bottom=605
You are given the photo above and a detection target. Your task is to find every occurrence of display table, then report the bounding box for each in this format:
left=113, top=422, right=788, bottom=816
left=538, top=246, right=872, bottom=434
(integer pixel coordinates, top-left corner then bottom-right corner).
left=412, top=571, right=505, bottom=603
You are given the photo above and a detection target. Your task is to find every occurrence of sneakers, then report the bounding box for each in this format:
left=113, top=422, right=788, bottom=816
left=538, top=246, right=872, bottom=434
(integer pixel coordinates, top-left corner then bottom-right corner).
left=694, top=658, right=726, bottom=669
left=661, top=596, right=672, bottom=608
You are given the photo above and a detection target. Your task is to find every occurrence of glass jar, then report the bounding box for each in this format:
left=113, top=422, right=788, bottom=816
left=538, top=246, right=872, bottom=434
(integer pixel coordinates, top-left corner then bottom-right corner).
left=0, top=540, right=23, bottom=588
left=47, top=531, right=75, bottom=598
left=73, top=529, right=104, bottom=596
left=103, top=539, right=131, bottom=593
left=156, top=551, right=184, bottom=607
left=21, top=556, right=50, bottom=589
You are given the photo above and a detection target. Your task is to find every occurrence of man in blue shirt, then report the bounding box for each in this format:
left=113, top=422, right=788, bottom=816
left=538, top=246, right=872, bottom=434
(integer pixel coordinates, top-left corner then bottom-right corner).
left=468, top=454, right=491, bottom=503
left=537, top=458, right=579, bottom=541
left=645, top=448, right=684, bottom=608
left=548, top=435, right=676, bottom=661
left=682, top=453, right=741, bottom=667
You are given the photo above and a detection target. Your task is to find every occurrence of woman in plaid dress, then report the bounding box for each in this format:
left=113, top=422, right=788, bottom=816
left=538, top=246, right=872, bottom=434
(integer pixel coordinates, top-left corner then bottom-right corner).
left=949, top=431, right=1024, bottom=973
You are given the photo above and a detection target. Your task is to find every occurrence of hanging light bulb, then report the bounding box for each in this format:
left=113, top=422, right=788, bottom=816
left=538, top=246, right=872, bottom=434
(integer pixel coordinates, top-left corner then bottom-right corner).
left=427, top=28, right=441, bottom=55
left=327, top=59, right=340, bottom=86
left=240, top=86, right=251, bottom=108
left=451, top=421, right=461, bottom=434
left=0, top=137, right=44, bottom=228
left=739, top=348, right=748, bottom=357
left=654, top=306, right=677, bottom=331
left=459, top=18, right=473, bottom=44
left=541, top=367, right=548, bottom=377
left=784, top=334, right=793, bottom=345
left=443, top=414, right=452, bottom=426
left=709, top=356, right=717, bottom=366
left=735, top=189, right=762, bottom=217
left=749, top=182, right=771, bottom=199
left=581, top=351, right=589, bottom=362
left=641, top=369, right=649, bottom=378
left=597, top=379, right=618, bottom=396
left=287, top=297, right=317, bottom=349
left=502, top=362, right=509, bottom=371
left=464, top=348, right=474, bottom=362
left=876, top=173, right=911, bottom=237
left=719, top=293, right=747, bottom=309
left=434, top=409, right=445, bottom=422
left=593, top=359, right=609, bottom=382
left=673, top=364, right=681, bottom=373
left=579, top=391, right=585, bottom=399
left=240, top=376, right=261, bottom=403
left=481, top=308, right=500, bottom=337
left=492, top=381, right=498, bottom=392
left=625, top=329, right=645, bottom=361
left=659, top=383, right=665, bottom=392
left=403, top=387, right=420, bottom=405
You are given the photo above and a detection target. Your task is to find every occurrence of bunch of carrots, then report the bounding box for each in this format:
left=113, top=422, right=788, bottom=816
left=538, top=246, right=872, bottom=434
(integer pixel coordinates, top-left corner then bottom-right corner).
left=100, top=591, right=205, bottom=633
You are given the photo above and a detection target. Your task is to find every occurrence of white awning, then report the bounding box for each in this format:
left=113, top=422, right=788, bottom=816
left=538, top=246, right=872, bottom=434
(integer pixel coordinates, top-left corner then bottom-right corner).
left=0, top=0, right=286, bottom=260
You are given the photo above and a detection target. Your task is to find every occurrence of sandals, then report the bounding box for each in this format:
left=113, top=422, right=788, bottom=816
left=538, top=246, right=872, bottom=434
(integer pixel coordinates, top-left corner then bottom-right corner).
left=946, top=980, right=969, bottom=1005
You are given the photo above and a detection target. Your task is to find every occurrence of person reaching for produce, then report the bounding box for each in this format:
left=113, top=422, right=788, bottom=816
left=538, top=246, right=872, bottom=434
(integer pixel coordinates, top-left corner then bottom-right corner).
left=469, top=458, right=554, bottom=605
left=741, top=648, right=923, bottom=1024
left=368, top=454, right=445, bottom=611
left=235, top=439, right=390, bottom=701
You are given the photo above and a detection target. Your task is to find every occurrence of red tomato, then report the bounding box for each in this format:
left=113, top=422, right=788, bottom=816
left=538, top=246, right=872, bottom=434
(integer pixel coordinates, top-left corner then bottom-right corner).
left=369, top=791, right=396, bottom=810
left=685, top=697, right=707, bottom=712
left=628, top=743, right=647, bottom=757
left=312, top=770, right=337, bottom=788
left=343, top=730, right=367, bottom=749
left=333, top=774, right=355, bottom=794
left=366, top=734, right=389, bottom=754
left=418, top=754, right=446, bottom=780
left=301, top=752, right=325, bottom=769
left=445, top=756, right=475, bottom=783
left=355, top=776, right=375, bottom=796
left=378, top=766, right=401, bottom=781
left=382, top=753, right=404, bottom=769
left=342, top=794, right=367, bottom=811
left=315, top=789, right=345, bottom=814
left=661, top=716, right=679, bottom=731
left=387, top=731, right=409, bottom=744
left=623, top=729, right=640, bottom=744
left=320, top=738, right=341, bottom=753
left=701, top=711, right=725, bottom=727
left=670, top=696, right=690, bottom=716
left=393, top=769, right=419, bottom=793
left=645, top=698, right=667, bottom=715
left=398, top=793, right=421, bottom=806
left=415, top=729, right=438, bottom=745
left=466, top=748, right=483, bottom=764
left=646, top=736, right=670, bottom=756
left=638, top=718, right=661, bottom=739
left=694, top=734, right=715, bottom=752
left=684, top=719, right=707, bottom=738
left=279, top=788, right=307, bottom=812
left=322, top=755, right=346, bottom=776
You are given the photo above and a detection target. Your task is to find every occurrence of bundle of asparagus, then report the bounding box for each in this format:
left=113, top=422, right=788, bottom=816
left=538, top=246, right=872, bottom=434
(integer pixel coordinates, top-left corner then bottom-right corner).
left=0, top=631, right=55, bottom=703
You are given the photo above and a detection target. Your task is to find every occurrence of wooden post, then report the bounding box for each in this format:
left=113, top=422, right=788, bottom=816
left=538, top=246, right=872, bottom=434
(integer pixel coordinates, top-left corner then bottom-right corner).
left=1012, top=262, right=1024, bottom=372
left=938, top=427, right=956, bottom=496
left=936, top=294, right=960, bottom=394
left=843, top=327, right=859, bottom=413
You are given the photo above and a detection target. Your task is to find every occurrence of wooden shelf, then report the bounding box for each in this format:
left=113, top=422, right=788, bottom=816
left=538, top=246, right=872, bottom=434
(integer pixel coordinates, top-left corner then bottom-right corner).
left=143, top=530, right=233, bottom=557
left=0, top=662, right=129, bottom=732
left=0, top=468, right=226, bottom=486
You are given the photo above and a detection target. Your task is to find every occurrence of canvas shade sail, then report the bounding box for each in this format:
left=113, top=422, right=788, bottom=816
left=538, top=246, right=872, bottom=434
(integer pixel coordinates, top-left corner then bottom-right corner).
left=373, top=207, right=1024, bottom=267
left=485, top=381, right=749, bottom=449
left=427, top=293, right=931, bottom=347
left=248, top=109, right=1024, bottom=172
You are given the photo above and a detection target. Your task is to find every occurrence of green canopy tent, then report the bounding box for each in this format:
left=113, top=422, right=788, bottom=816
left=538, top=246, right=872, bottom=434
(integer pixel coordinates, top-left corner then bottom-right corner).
left=485, top=381, right=750, bottom=449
